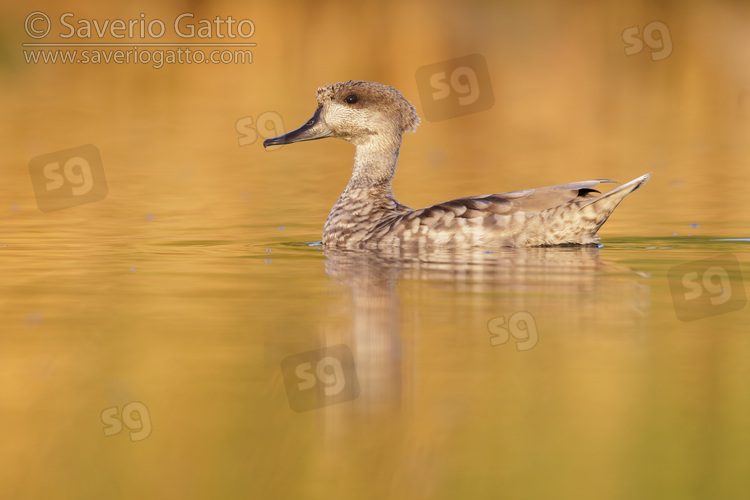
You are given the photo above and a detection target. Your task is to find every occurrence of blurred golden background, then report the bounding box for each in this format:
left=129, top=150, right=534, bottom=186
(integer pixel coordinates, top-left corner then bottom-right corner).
left=1, top=0, right=748, bottom=236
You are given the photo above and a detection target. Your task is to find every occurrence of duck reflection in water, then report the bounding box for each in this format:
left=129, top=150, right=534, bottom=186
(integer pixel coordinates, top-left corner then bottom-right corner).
left=319, top=245, right=650, bottom=417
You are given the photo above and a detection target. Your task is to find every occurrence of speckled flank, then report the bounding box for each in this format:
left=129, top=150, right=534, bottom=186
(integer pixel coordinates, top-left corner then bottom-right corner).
left=323, top=176, right=648, bottom=248
left=264, top=80, right=649, bottom=249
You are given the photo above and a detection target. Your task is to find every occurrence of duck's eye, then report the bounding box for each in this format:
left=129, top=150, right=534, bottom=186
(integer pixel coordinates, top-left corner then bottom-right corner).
left=344, top=94, right=358, bottom=104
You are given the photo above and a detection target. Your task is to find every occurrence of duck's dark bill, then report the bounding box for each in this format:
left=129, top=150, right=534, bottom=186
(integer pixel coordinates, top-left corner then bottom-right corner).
left=263, top=107, right=332, bottom=148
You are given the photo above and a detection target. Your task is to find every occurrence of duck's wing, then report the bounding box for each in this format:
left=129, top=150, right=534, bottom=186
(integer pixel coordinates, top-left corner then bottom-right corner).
left=412, top=179, right=618, bottom=220
left=385, top=175, right=649, bottom=246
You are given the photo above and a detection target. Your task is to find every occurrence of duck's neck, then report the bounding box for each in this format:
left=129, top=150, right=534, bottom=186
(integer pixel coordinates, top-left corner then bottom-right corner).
left=348, top=133, right=402, bottom=188
left=323, top=135, right=409, bottom=246
left=338, top=133, right=403, bottom=201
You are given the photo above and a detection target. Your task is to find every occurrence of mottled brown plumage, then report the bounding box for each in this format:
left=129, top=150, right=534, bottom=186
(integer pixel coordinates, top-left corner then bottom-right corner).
left=264, top=81, right=649, bottom=248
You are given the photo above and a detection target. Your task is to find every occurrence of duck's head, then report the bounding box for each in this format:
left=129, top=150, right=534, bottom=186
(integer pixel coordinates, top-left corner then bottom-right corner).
left=263, top=81, right=420, bottom=149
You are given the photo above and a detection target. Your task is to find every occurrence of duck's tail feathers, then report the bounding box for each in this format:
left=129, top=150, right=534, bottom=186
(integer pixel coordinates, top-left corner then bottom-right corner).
left=580, top=173, right=650, bottom=210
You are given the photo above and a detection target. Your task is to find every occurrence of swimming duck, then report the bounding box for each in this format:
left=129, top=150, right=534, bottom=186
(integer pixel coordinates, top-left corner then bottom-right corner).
left=263, top=81, right=649, bottom=248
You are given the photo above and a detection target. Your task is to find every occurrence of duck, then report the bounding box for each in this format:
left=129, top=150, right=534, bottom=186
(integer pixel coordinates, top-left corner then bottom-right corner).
left=263, top=80, right=649, bottom=248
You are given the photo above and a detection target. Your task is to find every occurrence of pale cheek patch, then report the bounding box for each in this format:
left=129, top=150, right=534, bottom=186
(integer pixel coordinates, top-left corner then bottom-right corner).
left=324, top=103, right=356, bottom=131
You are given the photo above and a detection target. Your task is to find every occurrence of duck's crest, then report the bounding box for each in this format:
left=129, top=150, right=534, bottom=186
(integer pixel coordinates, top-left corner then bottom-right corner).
left=316, top=81, right=420, bottom=134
